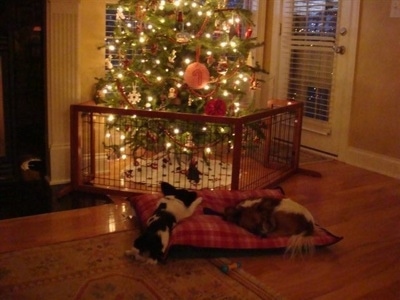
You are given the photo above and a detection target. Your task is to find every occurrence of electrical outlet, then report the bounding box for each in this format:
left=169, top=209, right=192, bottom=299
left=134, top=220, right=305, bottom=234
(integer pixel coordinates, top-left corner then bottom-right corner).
left=391, top=0, right=400, bottom=18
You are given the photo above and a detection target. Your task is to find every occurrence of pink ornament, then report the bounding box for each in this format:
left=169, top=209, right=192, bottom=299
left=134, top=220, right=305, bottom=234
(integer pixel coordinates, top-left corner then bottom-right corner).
left=184, top=62, right=210, bottom=89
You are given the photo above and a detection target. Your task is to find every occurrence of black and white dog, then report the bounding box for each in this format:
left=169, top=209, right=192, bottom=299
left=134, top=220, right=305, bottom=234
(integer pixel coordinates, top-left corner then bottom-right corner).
left=125, top=182, right=202, bottom=264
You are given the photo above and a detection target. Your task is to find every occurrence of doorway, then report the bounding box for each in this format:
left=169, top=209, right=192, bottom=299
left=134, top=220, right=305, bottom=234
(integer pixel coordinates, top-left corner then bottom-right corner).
left=275, top=0, right=359, bottom=156
left=0, top=0, right=48, bottom=218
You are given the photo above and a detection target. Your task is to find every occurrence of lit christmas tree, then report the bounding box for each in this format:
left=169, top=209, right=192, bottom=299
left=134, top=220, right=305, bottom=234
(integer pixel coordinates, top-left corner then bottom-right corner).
left=95, top=0, right=265, bottom=116
left=93, top=0, right=267, bottom=187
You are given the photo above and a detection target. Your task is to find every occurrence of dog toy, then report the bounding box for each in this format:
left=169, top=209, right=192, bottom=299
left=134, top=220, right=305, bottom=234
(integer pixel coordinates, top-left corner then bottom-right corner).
left=220, top=262, right=241, bottom=273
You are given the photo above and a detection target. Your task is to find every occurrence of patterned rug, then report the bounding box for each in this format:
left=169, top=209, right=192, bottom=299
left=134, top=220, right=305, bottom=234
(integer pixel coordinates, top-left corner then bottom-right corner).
left=0, top=230, right=284, bottom=300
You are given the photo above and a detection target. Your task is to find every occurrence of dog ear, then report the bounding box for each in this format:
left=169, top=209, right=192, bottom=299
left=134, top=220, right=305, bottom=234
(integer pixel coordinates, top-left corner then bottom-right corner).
left=161, top=182, right=197, bottom=204
left=258, top=198, right=280, bottom=212
left=174, top=189, right=197, bottom=203
left=160, top=181, right=176, bottom=195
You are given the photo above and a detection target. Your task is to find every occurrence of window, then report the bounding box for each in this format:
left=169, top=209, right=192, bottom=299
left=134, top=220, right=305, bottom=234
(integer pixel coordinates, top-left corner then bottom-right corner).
left=279, top=0, right=338, bottom=121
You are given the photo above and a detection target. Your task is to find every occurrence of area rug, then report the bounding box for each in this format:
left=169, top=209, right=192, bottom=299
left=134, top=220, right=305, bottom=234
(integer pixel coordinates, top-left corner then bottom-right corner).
left=0, top=230, right=284, bottom=300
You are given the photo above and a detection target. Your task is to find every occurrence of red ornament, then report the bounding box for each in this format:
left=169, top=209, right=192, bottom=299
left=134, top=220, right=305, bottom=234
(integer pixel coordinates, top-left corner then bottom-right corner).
left=245, top=26, right=253, bottom=39
left=204, top=98, right=227, bottom=116
left=184, top=62, right=210, bottom=89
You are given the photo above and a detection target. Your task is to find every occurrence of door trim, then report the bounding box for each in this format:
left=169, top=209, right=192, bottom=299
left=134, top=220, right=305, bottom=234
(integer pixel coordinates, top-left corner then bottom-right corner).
left=336, top=0, right=360, bottom=160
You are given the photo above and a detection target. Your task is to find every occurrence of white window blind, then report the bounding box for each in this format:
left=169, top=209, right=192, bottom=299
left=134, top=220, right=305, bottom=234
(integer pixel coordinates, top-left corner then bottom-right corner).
left=279, top=0, right=338, bottom=122
left=105, top=5, right=121, bottom=68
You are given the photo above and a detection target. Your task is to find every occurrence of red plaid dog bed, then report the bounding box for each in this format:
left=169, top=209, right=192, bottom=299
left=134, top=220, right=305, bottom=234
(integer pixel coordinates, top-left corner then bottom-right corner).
left=129, top=189, right=342, bottom=254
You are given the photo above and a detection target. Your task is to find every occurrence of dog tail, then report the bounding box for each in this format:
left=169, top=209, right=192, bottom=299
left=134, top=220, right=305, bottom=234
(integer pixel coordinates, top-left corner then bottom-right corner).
left=285, top=232, right=315, bottom=258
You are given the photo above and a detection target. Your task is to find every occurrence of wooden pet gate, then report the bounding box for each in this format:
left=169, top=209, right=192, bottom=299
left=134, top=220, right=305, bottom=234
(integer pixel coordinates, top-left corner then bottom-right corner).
left=70, top=100, right=303, bottom=195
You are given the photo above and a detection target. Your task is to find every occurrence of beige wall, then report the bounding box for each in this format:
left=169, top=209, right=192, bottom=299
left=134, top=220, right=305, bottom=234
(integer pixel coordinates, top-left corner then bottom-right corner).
left=350, top=0, right=400, bottom=159
left=46, top=0, right=107, bottom=184
left=79, top=0, right=106, bottom=102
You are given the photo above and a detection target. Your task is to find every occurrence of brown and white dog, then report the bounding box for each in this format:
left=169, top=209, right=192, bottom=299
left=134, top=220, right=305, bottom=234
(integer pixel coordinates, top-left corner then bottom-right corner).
left=223, top=197, right=315, bottom=256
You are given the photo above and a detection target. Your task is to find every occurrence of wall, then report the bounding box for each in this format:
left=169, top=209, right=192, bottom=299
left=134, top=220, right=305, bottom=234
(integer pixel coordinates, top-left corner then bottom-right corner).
left=263, top=0, right=399, bottom=179
left=349, top=0, right=400, bottom=159
left=341, top=0, right=400, bottom=179
left=79, top=0, right=106, bottom=102
left=47, top=0, right=106, bottom=184
left=47, top=0, right=79, bottom=184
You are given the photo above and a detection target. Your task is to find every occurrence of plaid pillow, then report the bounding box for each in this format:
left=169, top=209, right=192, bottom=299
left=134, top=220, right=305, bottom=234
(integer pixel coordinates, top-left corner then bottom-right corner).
left=129, top=189, right=342, bottom=253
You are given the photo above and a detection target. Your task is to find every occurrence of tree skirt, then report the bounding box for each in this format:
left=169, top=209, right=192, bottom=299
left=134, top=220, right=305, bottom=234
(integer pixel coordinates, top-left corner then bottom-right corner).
left=121, top=152, right=232, bottom=189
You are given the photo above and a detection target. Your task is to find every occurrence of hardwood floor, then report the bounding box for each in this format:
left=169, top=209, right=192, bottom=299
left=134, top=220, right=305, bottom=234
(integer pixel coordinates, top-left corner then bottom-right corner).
left=239, top=161, right=400, bottom=299
left=0, top=160, right=399, bottom=299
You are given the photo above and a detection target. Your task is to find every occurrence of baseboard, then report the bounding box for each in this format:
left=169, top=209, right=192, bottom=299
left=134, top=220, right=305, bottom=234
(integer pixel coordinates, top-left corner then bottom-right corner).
left=342, top=146, right=400, bottom=180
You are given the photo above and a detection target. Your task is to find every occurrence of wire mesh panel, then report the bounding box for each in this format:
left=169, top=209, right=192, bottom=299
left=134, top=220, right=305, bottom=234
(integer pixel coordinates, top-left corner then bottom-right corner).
left=238, top=102, right=302, bottom=190
left=70, top=100, right=303, bottom=195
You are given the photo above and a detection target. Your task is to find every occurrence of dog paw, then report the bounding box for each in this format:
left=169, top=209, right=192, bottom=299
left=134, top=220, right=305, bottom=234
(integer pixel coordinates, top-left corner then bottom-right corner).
left=125, top=247, right=139, bottom=257
left=146, top=258, right=158, bottom=265
left=135, top=254, right=148, bottom=262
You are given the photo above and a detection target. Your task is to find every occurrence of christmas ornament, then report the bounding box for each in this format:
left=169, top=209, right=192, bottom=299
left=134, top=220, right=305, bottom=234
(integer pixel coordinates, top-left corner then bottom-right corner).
left=116, top=7, right=125, bottom=21
left=229, top=23, right=238, bottom=39
left=188, top=95, right=195, bottom=106
left=216, top=57, right=228, bottom=75
left=204, top=98, right=227, bottom=116
left=168, top=50, right=177, bottom=64
left=212, top=28, right=223, bottom=39
left=213, top=20, right=224, bottom=39
left=168, top=87, right=181, bottom=105
left=218, top=0, right=228, bottom=9
left=250, top=73, right=261, bottom=90
left=245, top=26, right=253, bottom=39
left=187, top=158, right=202, bottom=184
left=105, top=56, right=113, bottom=69
left=127, top=83, right=141, bottom=105
left=175, top=11, right=191, bottom=43
left=184, top=62, right=210, bottom=89
left=176, top=32, right=191, bottom=43
left=168, top=87, right=177, bottom=99
left=184, top=133, right=195, bottom=148
left=175, top=11, right=184, bottom=31
left=206, top=54, right=215, bottom=66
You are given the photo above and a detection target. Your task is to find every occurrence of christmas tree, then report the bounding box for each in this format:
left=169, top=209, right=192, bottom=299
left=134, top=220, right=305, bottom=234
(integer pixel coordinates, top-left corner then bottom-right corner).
left=95, top=0, right=265, bottom=116
left=93, top=0, right=267, bottom=187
